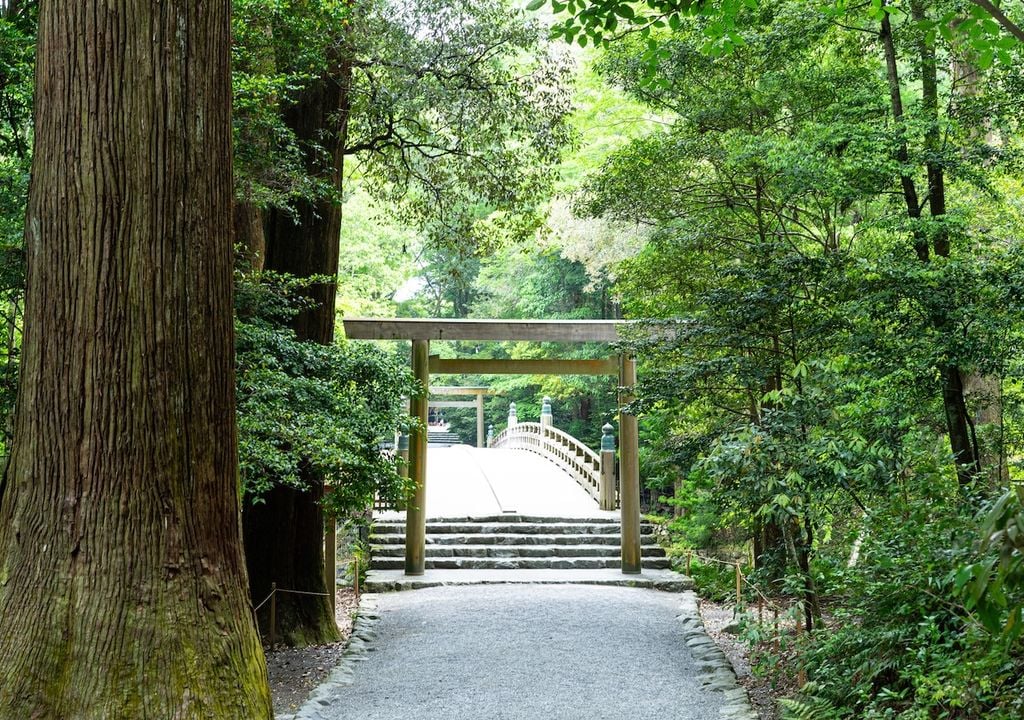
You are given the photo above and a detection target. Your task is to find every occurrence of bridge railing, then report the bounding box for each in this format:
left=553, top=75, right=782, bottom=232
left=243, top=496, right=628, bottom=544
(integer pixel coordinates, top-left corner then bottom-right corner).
left=490, top=399, right=617, bottom=510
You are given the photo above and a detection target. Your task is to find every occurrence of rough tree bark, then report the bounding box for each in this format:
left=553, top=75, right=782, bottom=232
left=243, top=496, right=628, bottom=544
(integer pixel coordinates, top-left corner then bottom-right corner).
left=243, top=57, right=354, bottom=646
left=0, top=1, right=273, bottom=717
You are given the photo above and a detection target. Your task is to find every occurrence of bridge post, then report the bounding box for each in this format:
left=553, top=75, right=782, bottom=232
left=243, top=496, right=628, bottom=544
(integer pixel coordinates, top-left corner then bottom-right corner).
left=405, top=339, right=429, bottom=576
left=476, top=392, right=485, bottom=448
left=618, top=355, right=642, bottom=574
left=508, top=401, right=518, bottom=428
left=600, top=423, right=617, bottom=511
left=540, top=396, right=553, bottom=427
left=487, top=424, right=494, bottom=447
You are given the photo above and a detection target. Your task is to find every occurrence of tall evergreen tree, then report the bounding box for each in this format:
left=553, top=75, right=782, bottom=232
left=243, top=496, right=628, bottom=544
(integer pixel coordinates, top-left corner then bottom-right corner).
left=0, top=1, right=272, bottom=716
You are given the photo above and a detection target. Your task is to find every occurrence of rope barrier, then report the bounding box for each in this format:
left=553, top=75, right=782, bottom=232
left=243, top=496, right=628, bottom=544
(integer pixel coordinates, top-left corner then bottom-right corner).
left=684, top=549, right=807, bottom=689
left=275, top=588, right=331, bottom=597
left=684, top=550, right=789, bottom=612
left=252, top=584, right=334, bottom=651
left=253, top=590, right=276, bottom=613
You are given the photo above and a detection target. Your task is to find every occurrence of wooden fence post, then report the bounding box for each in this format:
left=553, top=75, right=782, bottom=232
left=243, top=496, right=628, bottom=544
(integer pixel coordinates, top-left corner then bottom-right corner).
left=324, top=500, right=336, bottom=615
left=735, top=562, right=742, bottom=605
left=269, top=582, right=277, bottom=651
left=795, top=602, right=807, bottom=688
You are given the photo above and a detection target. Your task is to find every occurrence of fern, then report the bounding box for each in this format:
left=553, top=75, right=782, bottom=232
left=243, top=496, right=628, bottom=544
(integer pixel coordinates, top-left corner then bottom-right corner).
left=779, top=692, right=842, bottom=720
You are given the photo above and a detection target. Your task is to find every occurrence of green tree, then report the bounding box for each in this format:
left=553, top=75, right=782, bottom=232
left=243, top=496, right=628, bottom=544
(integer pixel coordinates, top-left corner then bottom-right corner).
left=234, top=0, right=573, bottom=644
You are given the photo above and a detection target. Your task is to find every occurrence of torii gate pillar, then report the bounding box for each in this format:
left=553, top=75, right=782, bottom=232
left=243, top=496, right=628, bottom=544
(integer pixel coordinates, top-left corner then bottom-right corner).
left=619, top=354, right=642, bottom=574
left=405, top=339, right=429, bottom=575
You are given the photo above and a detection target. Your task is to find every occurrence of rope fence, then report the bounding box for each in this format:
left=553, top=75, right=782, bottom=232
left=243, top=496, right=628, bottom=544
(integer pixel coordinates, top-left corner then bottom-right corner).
left=254, top=557, right=363, bottom=651
left=683, top=550, right=808, bottom=687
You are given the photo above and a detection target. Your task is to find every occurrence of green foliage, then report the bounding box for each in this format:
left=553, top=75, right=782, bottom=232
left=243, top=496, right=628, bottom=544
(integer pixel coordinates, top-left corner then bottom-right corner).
left=535, top=0, right=1023, bottom=64
left=232, top=0, right=574, bottom=251
left=958, top=484, right=1024, bottom=642
left=235, top=273, right=414, bottom=514
left=231, top=0, right=352, bottom=208
left=775, top=478, right=1024, bottom=718
left=351, top=0, right=575, bottom=232
left=549, top=1, right=1024, bottom=716
left=0, top=2, right=33, bottom=451
left=779, top=686, right=843, bottom=720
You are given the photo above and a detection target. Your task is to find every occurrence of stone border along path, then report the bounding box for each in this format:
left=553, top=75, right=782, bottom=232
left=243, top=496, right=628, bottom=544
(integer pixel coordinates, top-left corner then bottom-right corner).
left=282, top=587, right=758, bottom=720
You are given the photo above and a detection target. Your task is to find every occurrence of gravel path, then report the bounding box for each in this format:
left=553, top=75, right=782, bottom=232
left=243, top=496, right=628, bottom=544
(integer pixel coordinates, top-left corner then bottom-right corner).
left=303, top=585, right=730, bottom=720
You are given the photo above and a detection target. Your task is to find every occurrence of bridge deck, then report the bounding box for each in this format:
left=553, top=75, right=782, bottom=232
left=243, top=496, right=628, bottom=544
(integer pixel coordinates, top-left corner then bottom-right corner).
left=378, top=446, right=617, bottom=520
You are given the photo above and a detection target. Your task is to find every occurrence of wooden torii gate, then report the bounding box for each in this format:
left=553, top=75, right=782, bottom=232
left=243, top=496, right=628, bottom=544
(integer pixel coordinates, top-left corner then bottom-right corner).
left=342, top=318, right=642, bottom=577
left=428, top=386, right=497, bottom=448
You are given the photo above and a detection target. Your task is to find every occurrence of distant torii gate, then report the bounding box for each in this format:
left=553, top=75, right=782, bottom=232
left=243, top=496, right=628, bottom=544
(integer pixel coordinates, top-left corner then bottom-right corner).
left=342, top=318, right=642, bottom=577
left=428, top=386, right=497, bottom=448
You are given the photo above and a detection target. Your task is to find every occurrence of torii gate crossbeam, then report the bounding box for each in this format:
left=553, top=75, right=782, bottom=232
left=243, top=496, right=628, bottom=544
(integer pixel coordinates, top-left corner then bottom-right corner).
left=342, top=318, right=642, bottom=577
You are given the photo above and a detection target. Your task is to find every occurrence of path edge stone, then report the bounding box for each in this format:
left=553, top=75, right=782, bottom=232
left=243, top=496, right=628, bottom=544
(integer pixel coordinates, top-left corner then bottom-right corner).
left=677, top=591, right=760, bottom=720
left=278, top=593, right=382, bottom=720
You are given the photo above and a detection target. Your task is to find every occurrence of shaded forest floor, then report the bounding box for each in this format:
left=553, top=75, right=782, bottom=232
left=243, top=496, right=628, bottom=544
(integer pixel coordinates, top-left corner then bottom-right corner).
left=267, top=588, right=360, bottom=716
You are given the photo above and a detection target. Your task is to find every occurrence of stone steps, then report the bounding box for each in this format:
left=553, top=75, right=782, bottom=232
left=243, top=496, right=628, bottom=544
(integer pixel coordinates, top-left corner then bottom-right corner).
left=427, top=431, right=462, bottom=446
left=371, top=557, right=673, bottom=571
left=372, top=544, right=667, bottom=559
left=372, top=533, right=660, bottom=546
left=373, top=522, right=645, bottom=536
left=371, top=515, right=669, bottom=572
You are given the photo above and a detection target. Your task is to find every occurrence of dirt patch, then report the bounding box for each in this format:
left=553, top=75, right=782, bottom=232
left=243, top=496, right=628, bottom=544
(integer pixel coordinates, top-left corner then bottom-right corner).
left=267, top=588, right=360, bottom=716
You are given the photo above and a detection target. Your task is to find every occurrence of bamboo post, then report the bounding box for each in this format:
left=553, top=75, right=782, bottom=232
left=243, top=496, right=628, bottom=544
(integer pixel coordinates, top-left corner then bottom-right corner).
left=405, top=339, right=429, bottom=576
left=673, top=473, right=683, bottom=518
left=795, top=603, right=807, bottom=687
left=269, top=582, right=277, bottom=651
left=354, top=556, right=360, bottom=598
left=323, top=493, right=337, bottom=614
left=773, top=607, right=780, bottom=653
left=618, top=354, right=641, bottom=575
left=735, top=562, right=742, bottom=605
left=599, top=422, right=616, bottom=511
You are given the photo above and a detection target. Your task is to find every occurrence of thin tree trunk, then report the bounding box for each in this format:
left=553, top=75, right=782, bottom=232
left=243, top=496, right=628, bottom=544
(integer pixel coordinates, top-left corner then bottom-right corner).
left=911, top=0, right=982, bottom=484
left=0, top=1, right=272, bottom=717
left=880, top=7, right=928, bottom=262
left=881, top=2, right=981, bottom=485
left=243, top=56, right=354, bottom=645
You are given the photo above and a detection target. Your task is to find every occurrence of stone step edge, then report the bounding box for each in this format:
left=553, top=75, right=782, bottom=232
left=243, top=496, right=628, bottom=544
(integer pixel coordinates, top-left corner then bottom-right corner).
left=369, top=560, right=674, bottom=571
left=374, top=515, right=625, bottom=524
left=373, top=524, right=653, bottom=535
left=362, top=569, right=693, bottom=594
left=371, top=533, right=661, bottom=544
left=370, top=544, right=668, bottom=556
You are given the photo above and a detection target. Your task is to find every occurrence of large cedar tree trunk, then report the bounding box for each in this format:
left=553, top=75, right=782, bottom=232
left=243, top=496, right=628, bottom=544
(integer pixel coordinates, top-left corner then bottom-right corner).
left=243, top=61, right=352, bottom=645
left=0, top=1, right=273, bottom=717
